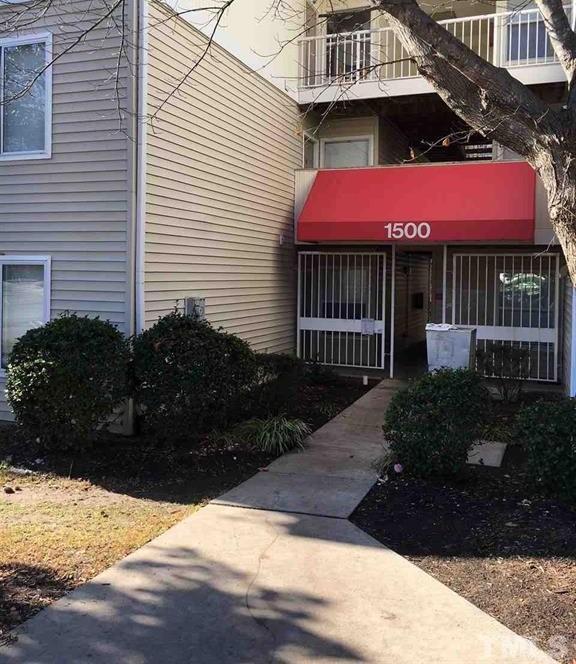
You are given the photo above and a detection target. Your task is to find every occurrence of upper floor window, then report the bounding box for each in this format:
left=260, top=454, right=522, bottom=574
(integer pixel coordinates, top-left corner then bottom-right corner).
left=303, top=132, right=319, bottom=168
left=321, top=136, right=373, bottom=168
left=0, top=34, right=52, bottom=160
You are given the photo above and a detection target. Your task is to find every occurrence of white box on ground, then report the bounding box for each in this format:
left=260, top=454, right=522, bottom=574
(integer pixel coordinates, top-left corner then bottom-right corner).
left=426, top=323, right=477, bottom=372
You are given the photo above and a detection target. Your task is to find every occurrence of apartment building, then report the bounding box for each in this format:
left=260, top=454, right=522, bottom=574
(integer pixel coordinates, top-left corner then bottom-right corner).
left=0, top=0, right=575, bottom=421
left=293, top=0, right=576, bottom=390
left=0, top=0, right=303, bottom=420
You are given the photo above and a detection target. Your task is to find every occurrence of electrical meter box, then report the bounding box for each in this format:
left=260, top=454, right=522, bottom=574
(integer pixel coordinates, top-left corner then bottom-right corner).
left=184, top=297, right=206, bottom=320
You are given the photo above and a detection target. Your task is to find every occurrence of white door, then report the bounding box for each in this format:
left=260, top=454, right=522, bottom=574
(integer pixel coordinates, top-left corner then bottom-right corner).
left=298, top=252, right=387, bottom=369
left=452, top=253, right=560, bottom=381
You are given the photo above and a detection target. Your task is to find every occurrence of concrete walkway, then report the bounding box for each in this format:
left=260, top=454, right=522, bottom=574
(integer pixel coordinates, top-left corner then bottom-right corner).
left=1, top=382, right=557, bottom=664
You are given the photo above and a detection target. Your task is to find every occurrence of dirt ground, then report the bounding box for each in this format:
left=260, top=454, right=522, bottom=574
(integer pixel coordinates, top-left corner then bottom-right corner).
left=0, top=468, right=203, bottom=644
left=351, top=449, right=576, bottom=663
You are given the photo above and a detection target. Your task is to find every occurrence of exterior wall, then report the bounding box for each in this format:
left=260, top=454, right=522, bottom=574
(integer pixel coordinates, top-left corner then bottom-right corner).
left=145, top=1, right=302, bottom=353
left=534, top=177, right=556, bottom=245
left=162, top=0, right=306, bottom=94
left=0, top=0, right=133, bottom=420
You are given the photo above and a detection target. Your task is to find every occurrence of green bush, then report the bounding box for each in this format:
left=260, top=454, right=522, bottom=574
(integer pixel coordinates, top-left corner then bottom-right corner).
left=305, top=359, right=341, bottom=386
left=476, top=343, right=530, bottom=402
left=517, top=399, right=576, bottom=503
left=132, top=312, right=258, bottom=439
left=233, top=416, right=311, bottom=454
left=249, top=353, right=306, bottom=417
left=257, top=353, right=305, bottom=380
left=383, top=368, right=489, bottom=478
left=6, top=313, right=130, bottom=450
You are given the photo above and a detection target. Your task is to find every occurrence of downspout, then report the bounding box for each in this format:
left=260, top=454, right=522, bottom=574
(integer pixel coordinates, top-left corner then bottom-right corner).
left=571, top=288, right=576, bottom=397
left=135, top=0, right=148, bottom=333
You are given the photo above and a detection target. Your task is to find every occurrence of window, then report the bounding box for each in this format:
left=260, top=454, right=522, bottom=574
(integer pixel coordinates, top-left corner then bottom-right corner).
left=0, top=34, right=52, bottom=159
left=0, top=257, right=50, bottom=370
left=303, top=131, right=318, bottom=168
left=321, top=136, right=373, bottom=168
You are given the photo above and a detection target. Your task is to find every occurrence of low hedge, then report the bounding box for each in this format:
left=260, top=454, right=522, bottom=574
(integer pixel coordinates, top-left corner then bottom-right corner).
left=246, top=353, right=306, bottom=417
left=383, top=368, right=489, bottom=478
left=517, top=398, right=576, bottom=503
left=132, top=312, right=259, bottom=439
left=6, top=313, right=130, bottom=450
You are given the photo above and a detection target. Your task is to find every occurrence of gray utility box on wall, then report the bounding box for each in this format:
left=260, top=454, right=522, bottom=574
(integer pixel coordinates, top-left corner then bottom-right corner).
left=184, top=297, right=206, bottom=320
left=426, top=324, right=477, bottom=372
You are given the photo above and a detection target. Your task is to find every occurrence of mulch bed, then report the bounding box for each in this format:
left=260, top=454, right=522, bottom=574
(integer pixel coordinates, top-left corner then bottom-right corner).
left=351, top=447, right=576, bottom=663
left=0, top=376, right=370, bottom=490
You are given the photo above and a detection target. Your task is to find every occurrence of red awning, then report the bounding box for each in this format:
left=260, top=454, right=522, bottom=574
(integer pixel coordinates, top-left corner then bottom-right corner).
left=297, top=162, right=536, bottom=243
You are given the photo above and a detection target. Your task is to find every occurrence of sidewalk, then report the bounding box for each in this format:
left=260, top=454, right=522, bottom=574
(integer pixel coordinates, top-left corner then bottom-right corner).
left=1, top=382, right=557, bottom=664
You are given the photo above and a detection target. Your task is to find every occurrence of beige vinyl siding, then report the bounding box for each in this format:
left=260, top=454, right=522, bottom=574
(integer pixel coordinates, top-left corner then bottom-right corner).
left=0, top=1, right=132, bottom=420
left=145, top=1, right=302, bottom=353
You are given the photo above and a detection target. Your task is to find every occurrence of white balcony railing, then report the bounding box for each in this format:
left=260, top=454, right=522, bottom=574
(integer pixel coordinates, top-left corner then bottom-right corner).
left=298, top=7, right=571, bottom=89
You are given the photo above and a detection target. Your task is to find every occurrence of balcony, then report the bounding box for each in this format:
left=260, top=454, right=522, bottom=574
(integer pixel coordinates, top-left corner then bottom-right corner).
left=297, top=7, right=570, bottom=104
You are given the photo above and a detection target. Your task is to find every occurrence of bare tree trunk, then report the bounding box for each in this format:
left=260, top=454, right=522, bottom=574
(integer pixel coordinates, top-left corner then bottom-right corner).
left=538, top=154, right=576, bottom=278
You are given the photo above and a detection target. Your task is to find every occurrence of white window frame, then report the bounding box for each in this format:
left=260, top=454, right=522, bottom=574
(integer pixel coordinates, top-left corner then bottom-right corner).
left=303, top=130, right=319, bottom=168
left=0, top=32, right=53, bottom=161
left=0, top=255, right=51, bottom=375
left=319, top=134, right=375, bottom=168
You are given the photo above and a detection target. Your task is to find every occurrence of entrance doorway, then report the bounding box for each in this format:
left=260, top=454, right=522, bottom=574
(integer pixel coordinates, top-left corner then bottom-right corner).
left=393, top=250, right=433, bottom=379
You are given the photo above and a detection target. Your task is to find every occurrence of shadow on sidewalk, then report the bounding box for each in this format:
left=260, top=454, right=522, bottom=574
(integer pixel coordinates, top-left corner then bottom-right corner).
left=2, top=541, right=363, bottom=663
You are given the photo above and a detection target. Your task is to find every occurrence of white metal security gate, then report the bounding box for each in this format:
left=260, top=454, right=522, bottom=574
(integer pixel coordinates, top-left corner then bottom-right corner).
left=297, top=252, right=387, bottom=369
left=452, top=253, right=560, bottom=381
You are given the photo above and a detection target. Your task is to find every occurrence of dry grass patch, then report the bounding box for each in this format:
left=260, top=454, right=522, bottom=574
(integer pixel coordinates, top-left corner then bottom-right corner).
left=0, top=469, right=198, bottom=638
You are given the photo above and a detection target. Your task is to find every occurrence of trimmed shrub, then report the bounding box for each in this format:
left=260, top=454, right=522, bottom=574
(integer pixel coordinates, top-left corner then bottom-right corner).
left=516, top=399, right=576, bottom=503
left=383, top=368, right=489, bottom=478
left=257, top=353, right=305, bottom=380
left=305, top=359, right=341, bottom=386
left=6, top=313, right=130, bottom=450
left=233, top=416, right=310, bottom=454
left=132, top=312, right=258, bottom=439
left=249, top=353, right=306, bottom=417
left=476, top=342, right=530, bottom=402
